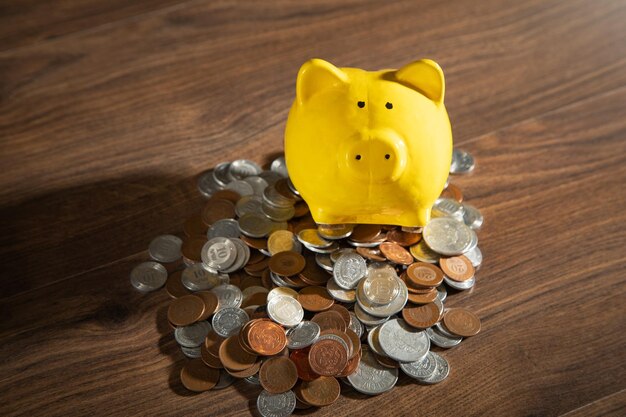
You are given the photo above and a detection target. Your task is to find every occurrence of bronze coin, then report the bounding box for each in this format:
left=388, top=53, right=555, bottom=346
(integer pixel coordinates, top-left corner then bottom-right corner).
left=165, top=270, right=190, bottom=299
left=386, top=229, right=422, bottom=246
left=374, top=352, right=400, bottom=369
left=320, top=329, right=354, bottom=359
left=210, top=189, right=241, bottom=204
left=298, top=286, right=334, bottom=312
left=201, top=198, right=236, bottom=226
left=195, top=291, right=219, bottom=320
left=402, top=302, right=441, bottom=329
left=406, top=289, right=438, bottom=304
left=274, top=178, right=298, bottom=202
left=295, top=376, right=341, bottom=407
left=406, top=262, right=444, bottom=288
left=440, top=255, right=475, bottom=282
left=218, top=335, right=258, bottom=371
left=247, top=320, right=287, bottom=356
left=259, top=356, right=299, bottom=394
left=200, top=343, right=224, bottom=369
left=344, top=329, right=362, bottom=359
left=290, top=348, right=319, bottom=381
left=183, top=213, right=208, bottom=237
left=311, top=311, right=347, bottom=332
left=337, top=348, right=361, bottom=377
left=350, top=224, right=382, bottom=242
left=247, top=250, right=266, bottom=265
left=167, top=295, right=205, bottom=326
left=356, top=246, right=386, bottom=262
left=241, top=235, right=268, bottom=250
left=308, top=339, right=348, bottom=376
left=181, top=236, right=207, bottom=262
left=224, top=359, right=262, bottom=378
left=299, top=256, right=331, bottom=286
left=293, top=201, right=310, bottom=217
left=241, top=292, right=268, bottom=309
left=204, top=330, right=225, bottom=357
left=240, top=275, right=264, bottom=290
left=328, top=304, right=351, bottom=327
left=268, top=251, right=306, bottom=276
left=443, top=308, right=482, bottom=337
left=244, top=257, right=269, bottom=274
left=440, top=183, right=463, bottom=202
left=379, top=242, right=414, bottom=265
left=180, top=358, right=220, bottom=392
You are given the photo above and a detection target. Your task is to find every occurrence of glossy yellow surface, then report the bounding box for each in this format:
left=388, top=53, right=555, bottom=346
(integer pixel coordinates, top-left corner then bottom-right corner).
left=284, top=58, right=453, bottom=227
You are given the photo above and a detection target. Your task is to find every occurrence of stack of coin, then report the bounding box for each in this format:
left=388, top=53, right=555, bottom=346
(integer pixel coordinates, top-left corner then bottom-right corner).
left=131, top=150, right=484, bottom=416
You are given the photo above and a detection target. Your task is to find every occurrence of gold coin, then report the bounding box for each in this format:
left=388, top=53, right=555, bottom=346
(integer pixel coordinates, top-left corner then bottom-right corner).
left=267, top=230, right=297, bottom=255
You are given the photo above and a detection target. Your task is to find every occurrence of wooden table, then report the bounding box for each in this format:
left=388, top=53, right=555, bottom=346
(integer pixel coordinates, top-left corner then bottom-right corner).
left=1, top=1, right=625, bottom=415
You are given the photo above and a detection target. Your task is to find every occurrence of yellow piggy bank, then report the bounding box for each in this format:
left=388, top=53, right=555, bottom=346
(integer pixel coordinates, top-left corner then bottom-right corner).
left=284, top=58, right=453, bottom=227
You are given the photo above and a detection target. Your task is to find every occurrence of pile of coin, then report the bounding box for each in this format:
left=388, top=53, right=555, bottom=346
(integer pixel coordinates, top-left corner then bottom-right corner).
left=130, top=150, right=483, bottom=416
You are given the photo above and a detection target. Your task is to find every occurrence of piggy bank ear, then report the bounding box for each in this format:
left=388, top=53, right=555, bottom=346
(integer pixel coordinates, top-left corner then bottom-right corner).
left=296, top=59, right=349, bottom=106
left=395, top=59, right=445, bottom=104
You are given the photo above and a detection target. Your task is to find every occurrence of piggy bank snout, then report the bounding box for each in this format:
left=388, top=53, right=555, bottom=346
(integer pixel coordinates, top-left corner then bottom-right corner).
left=343, top=130, right=408, bottom=183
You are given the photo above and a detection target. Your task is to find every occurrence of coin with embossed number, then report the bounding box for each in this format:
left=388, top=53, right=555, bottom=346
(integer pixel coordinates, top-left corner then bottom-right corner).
left=378, top=318, right=430, bottom=362
left=400, top=351, right=438, bottom=381
left=267, top=295, right=304, bottom=327
left=347, top=347, right=398, bottom=395
left=257, top=390, right=296, bottom=417
left=423, top=218, right=474, bottom=256
left=211, top=307, right=249, bottom=337
left=130, top=262, right=168, bottom=292
left=148, top=235, right=183, bottom=263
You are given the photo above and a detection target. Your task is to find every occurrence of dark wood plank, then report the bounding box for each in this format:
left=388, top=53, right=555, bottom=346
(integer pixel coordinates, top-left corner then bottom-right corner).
left=1, top=86, right=624, bottom=416
left=1, top=0, right=625, bottom=300
left=561, top=390, right=626, bottom=417
left=0, top=0, right=187, bottom=51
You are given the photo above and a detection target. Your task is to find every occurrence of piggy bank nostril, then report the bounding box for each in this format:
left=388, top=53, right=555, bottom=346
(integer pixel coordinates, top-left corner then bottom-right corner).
left=385, top=154, right=391, bottom=160
left=355, top=155, right=362, bottom=160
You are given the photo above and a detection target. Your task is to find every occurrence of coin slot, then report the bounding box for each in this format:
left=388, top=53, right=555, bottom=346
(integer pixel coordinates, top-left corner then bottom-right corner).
left=357, top=101, right=365, bottom=108
left=355, top=155, right=361, bottom=160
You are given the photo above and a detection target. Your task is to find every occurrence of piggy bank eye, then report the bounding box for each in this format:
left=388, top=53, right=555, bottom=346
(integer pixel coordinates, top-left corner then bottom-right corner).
left=385, top=102, right=393, bottom=109
left=357, top=101, right=365, bottom=108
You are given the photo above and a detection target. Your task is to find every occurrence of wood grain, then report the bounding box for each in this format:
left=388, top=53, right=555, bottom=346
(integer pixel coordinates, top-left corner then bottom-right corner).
left=0, top=0, right=625, bottom=416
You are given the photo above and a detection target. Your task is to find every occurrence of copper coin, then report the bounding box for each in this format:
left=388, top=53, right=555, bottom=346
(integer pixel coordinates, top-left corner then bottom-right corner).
left=440, top=255, right=475, bottom=282
left=337, top=348, right=361, bottom=377
left=295, top=376, right=341, bottom=407
left=311, top=311, right=347, bottom=332
left=443, top=308, right=482, bottom=337
left=168, top=295, right=205, bottom=326
left=299, top=256, right=331, bottom=286
left=320, top=329, right=354, bottom=358
left=224, top=359, right=262, bottom=378
left=350, top=224, right=382, bottom=242
left=204, top=330, right=225, bottom=357
left=379, top=242, right=414, bottom=265
left=328, top=304, right=351, bottom=327
left=344, top=329, right=362, bottom=359
left=440, top=183, right=463, bottom=202
left=202, top=198, right=236, bottom=226
left=181, top=236, right=207, bottom=262
left=218, top=335, right=258, bottom=371
left=406, top=262, right=444, bottom=288
left=247, top=320, right=288, bottom=356
left=374, top=352, right=400, bottom=369
left=183, top=213, right=208, bottom=237
left=290, top=348, right=319, bottom=381
left=165, top=270, right=190, bottom=299
left=293, top=201, right=310, bottom=217
left=274, top=178, right=298, bottom=201
left=386, top=229, right=422, bottom=246
left=244, top=257, right=269, bottom=274
left=195, top=291, right=219, bottom=320
left=247, top=250, right=265, bottom=265
left=240, top=275, right=263, bottom=290
left=406, top=289, right=438, bottom=304
left=241, top=292, right=268, bottom=309
left=356, top=246, right=386, bottom=262
left=200, top=343, right=224, bottom=369
left=180, top=358, right=220, bottom=392
left=402, top=302, right=441, bottom=329
left=241, top=235, right=268, bottom=250
left=259, top=356, right=299, bottom=394
left=210, top=189, right=241, bottom=204
left=298, top=286, right=334, bottom=312
left=308, top=339, right=348, bottom=376
left=268, top=251, right=306, bottom=276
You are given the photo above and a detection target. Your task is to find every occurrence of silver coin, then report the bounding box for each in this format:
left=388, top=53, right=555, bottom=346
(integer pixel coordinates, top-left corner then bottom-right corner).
left=462, top=203, right=483, bottom=230
left=245, top=374, right=261, bottom=385
left=362, top=268, right=401, bottom=305
left=410, top=240, right=440, bottom=264
left=314, top=254, right=333, bottom=272
left=302, top=240, right=340, bottom=254
left=326, top=278, right=356, bottom=303
left=213, top=371, right=236, bottom=390
left=267, top=295, right=304, bottom=327
left=235, top=195, right=263, bottom=217
left=432, top=198, right=465, bottom=222
left=243, top=176, right=269, bottom=196
left=270, top=156, right=289, bottom=178
left=225, top=179, right=254, bottom=197
left=181, top=346, right=202, bottom=359
left=347, top=347, right=398, bottom=395
left=197, top=169, right=221, bottom=198
left=212, top=162, right=232, bottom=187
left=444, top=275, right=475, bottom=291
left=148, top=235, right=182, bottom=263
left=435, top=322, right=460, bottom=339
left=347, top=238, right=383, bottom=248
left=348, top=312, right=364, bottom=338
left=263, top=185, right=294, bottom=208
left=228, top=159, right=262, bottom=181
left=211, top=307, right=249, bottom=337
left=286, top=321, right=320, bottom=349
left=356, top=275, right=407, bottom=318
left=181, top=263, right=222, bottom=291
left=130, top=261, right=168, bottom=292
left=366, top=325, right=386, bottom=356
left=238, top=212, right=273, bottom=238
left=221, top=238, right=250, bottom=274
left=464, top=245, right=483, bottom=268
left=418, top=351, right=450, bottom=384
left=426, top=326, right=463, bottom=348
left=257, top=390, right=296, bottom=417
left=436, top=284, right=448, bottom=303
left=270, top=271, right=298, bottom=289
left=400, top=351, right=438, bottom=381
left=261, top=201, right=295, bottom=222
left=174, top=321, right=211, bottom=348
left=450, top=149, right=475, bottom=174
left=211, top=284, right=243, bottom=310
left=287, top=178, right=300, bottom=196
left=296, top=229, right=332, bottom=249
left=207, top=218, right=241, bottom=239
left=330, top=248, right=356, bottom=263
left=423, top=217, right=474, bottom=256
left=267, top=286, right=299, bottom=302
left=259, top=170, right=283, bottom=187
left=378, top=318, right=430, bottom=362
left=318, top=226, right=353, bottom=240
left=201, top=237, right=237, bottom=271
left=354, top=302, right=389, bottom=326
left=333, top=252, right=367, bottom=290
